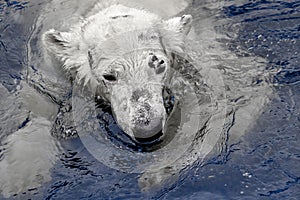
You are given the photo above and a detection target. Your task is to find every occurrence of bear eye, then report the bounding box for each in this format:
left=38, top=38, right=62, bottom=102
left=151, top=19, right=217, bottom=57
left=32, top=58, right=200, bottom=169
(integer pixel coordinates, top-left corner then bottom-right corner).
left=103, top=74, right=117, bottom=81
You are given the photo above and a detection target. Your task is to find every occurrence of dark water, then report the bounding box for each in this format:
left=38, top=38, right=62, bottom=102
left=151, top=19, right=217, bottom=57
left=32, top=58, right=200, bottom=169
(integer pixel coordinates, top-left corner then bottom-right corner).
left=0, top=0, right=299, bottom=199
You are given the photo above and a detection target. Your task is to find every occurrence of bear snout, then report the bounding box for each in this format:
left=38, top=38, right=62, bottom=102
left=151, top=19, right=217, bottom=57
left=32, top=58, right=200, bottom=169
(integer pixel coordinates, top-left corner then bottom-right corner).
left=132, top=116, right=163, bottom=140
left=131, top=101, right=164, bottom=140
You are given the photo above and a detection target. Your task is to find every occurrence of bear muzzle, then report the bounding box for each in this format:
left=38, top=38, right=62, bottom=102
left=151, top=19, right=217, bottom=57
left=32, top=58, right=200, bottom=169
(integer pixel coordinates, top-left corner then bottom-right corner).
left=132, top=115, right=163, bottom=141
left=129, top=97, right=165, bottom=142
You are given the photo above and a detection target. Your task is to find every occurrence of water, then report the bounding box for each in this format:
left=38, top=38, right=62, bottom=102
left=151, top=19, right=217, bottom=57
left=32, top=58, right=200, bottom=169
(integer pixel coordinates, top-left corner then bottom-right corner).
left=0, top=0, right=299, bottom=199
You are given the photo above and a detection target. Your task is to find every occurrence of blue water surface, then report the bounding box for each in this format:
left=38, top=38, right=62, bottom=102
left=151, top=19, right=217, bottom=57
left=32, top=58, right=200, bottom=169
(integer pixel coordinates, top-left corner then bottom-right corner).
left=0, top=0, right=299, bottom=199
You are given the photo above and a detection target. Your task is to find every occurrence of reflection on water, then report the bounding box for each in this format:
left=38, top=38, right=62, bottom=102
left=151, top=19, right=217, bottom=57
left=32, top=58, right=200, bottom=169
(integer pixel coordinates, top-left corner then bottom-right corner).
left=0, top=0, right=299, bottom=199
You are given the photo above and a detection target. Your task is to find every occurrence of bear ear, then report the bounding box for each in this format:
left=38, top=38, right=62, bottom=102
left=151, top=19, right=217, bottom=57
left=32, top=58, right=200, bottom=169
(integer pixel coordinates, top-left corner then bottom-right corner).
left=42, top=29, right=73, bottom=56
left=159, top=15, right=192, bottom=54
left=163, top=15, right=192, bottom=36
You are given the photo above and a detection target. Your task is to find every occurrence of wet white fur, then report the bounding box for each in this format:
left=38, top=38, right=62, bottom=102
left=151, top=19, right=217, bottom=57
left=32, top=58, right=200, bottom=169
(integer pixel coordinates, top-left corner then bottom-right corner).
left=42, top=3, right=192, bottom=89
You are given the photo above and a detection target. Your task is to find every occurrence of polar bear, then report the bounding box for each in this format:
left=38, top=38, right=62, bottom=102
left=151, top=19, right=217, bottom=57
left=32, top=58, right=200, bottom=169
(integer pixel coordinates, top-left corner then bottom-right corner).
left=0, top=0, right=274, bottom=197
left=42, top=2, right=192, bottom=142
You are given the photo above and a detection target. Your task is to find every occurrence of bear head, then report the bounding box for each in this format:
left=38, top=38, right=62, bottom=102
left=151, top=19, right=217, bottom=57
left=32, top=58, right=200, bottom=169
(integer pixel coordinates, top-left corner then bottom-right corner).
left=42, top=11, right=192, bottom=143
